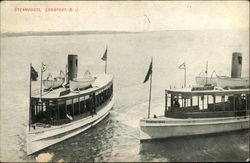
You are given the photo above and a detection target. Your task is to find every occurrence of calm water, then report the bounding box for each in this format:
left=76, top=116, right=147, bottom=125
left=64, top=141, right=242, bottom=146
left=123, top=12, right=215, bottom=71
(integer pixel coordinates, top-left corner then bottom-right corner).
left=1, top=30, right=249, bottom=162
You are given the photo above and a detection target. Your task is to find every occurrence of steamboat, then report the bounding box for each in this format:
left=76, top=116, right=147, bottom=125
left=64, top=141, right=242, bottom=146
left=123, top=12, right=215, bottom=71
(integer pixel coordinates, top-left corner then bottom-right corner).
left=140, top=52, right=249, bottom=141
left=27, top=54, right=114, bottom=155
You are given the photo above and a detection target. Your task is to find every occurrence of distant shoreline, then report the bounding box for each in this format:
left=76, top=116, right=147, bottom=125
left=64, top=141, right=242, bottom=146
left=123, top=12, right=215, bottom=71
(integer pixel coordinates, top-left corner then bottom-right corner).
left=1, top=29, right=246, bottom=38
left=1, top=30, right=141, bottom=37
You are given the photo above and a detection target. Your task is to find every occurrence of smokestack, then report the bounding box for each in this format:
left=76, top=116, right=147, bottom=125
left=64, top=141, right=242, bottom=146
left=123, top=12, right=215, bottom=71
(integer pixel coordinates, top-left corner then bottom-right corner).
left=231, top=52, right=242, bottom=78
left=67, top=54, right=78, bottom=83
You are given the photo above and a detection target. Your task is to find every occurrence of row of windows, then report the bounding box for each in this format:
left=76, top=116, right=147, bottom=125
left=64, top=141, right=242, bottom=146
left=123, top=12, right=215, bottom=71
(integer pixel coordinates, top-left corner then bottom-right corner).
left=166, top=93, right=249, bottom=112
left=31, top=84, right=113, bottom=125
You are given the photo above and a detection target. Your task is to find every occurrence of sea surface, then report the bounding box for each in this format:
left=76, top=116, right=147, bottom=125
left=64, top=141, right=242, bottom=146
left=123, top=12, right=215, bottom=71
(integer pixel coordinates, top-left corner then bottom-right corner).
left=1, top=30, right=249, bottom=162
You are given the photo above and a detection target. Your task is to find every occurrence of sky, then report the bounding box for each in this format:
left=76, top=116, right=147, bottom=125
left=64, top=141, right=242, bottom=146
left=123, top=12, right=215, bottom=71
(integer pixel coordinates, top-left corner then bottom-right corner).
left=1, top=1, right=249, bottom=33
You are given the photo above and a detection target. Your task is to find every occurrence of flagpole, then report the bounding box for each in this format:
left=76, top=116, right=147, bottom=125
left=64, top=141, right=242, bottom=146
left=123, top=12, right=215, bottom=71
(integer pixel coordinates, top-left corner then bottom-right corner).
left=184, top=66, right=186, bottom=87
left=105, top=59, right=107, bottom=74
left=29, top=63, right=32, bottom=131
left=66, top=64, right=68, bottom=85
left=105, top=45, right=107, bottom=74
left=205, top=61, right=208, bottom=85
left=40, top=62, right=43, bottom=100
left=148, top=58, right=153, bottom=119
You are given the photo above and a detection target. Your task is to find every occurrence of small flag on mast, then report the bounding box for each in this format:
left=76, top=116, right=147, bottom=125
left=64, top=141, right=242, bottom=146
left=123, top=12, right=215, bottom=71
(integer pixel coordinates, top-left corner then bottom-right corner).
left=42, top=63, right=47, bottom=72
left=178, top=62, right=186, bottom=69
left=31, top=65, right=38, bottom=81
left=143, top=59, right=153, bottom=83
left=101, top=46, right=107, bottom=61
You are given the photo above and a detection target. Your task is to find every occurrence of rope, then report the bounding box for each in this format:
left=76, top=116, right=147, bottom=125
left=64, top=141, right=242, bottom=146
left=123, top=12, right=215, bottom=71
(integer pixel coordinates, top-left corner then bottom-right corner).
left=46, top=73, right=53, bottom=80
left=198, top=70, right=205, bottom=77
left=60, top=70, right=65, bottom=78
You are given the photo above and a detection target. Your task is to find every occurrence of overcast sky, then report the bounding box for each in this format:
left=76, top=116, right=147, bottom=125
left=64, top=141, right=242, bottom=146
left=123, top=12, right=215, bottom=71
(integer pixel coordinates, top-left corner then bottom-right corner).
left=1, top=1, right=249, bottom=33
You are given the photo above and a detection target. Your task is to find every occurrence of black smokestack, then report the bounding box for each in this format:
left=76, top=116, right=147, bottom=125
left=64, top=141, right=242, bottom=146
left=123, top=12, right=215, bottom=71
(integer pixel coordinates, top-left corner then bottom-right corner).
left=231, top=52, right=242, bottom=78
left=67, top=54, right=78, bottom=83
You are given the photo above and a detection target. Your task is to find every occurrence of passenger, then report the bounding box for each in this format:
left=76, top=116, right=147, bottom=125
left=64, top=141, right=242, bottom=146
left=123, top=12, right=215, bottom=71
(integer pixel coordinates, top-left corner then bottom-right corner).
left=173, top=98, right=180, bottom=107
left=66, top=111, right=73, bottom=121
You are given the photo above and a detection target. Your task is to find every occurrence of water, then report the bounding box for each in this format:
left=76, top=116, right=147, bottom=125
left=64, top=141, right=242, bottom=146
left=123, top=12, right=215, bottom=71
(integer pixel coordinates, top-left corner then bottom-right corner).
left=1, top=30, right=249, bottom=162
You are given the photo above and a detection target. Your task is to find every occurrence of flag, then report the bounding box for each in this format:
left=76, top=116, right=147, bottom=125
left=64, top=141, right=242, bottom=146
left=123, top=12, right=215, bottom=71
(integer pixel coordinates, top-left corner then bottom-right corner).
left=31, top=65, right=38, bottom=81
left=101, top=46, right=107, bottom=61
left=143, top=59, right=153, bottom=83
left=42, top=63, right=47, bottom=72
left=178, top=62, right=186, bottom=69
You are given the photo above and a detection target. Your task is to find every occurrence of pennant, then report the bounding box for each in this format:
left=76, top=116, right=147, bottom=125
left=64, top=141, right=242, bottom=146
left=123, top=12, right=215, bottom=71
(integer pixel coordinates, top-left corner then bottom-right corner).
left=143, top=60, right=153, bottom=83
left=42, top=63, right=47, bottom=72
left=101, top=46, right=107, bottom=61
left=178, top=62, right=186, bottom=69
left=31, top=65, right=38, bottom=81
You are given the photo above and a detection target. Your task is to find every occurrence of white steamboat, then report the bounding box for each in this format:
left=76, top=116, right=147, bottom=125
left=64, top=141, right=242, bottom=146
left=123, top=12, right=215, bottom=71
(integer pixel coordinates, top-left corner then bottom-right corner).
left=140, top=52, right=249, bottom=141
left=27, top=54, right=114, bottom=155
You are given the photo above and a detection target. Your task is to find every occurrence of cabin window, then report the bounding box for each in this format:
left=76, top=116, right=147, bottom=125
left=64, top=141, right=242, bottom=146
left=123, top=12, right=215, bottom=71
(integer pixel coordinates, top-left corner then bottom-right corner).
left=66, top=99, right=72, bottom=105
left=67, top=100, right=73, bottom=117
left=58, top=100, right=66, bottom=119
left=73, top=98, right=79, bottom=115
left=85, top=95, right=90, bottom=100
left=80, top=96, right=85, bottom=101
left=80, top=100, right=85, bottom=114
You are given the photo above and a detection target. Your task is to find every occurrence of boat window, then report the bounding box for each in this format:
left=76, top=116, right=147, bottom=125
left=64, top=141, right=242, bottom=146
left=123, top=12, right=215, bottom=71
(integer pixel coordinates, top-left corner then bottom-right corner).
left=73, top=98, right=79, bottom=103
left=73, top=98, right=80, bottom=115
left=80, top=96, right=85, bottom=101
left=58, top=100, right=65, bottom=105
left=66, top=99, right=72, bottom=105
left=42, top=105, right=47, bottom=112
left=85, top=95, right=89, bottom=100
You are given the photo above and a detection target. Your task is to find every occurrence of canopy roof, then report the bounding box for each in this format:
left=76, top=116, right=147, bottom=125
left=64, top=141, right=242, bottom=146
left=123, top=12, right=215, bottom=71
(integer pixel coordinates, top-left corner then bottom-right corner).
left=166, top=87, right=250, bottom=96
left=32, top=74, right=113, bottom=100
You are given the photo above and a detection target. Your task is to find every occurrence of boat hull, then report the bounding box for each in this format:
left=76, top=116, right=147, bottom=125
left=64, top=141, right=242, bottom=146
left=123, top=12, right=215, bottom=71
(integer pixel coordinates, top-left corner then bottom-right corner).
left=27, top=96, right=114, bottom=155
left=195, top=76, right=217, bottom=86
left=139, top=116, right=249, bottom=141
left=43, top=78, right=65, bottom=89
left=69, top=77, right=96, bottom=91
left=215, top=76, right=249, bottom=88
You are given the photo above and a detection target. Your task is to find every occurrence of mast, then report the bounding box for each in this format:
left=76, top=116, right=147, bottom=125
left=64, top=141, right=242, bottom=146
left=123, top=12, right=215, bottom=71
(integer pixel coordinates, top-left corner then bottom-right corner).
left=101, top=46, right=108, bottom=74
left=205, top=61, right=208, bottom=85
left=40, top=62, right=43, bottom=101
left=29, top=63, right=32, bottom=131
left=148, top=57, right=153, bottom=119
left=105, top=57, right=107, bottom=74
left=105, top=45, right=107, bottom=74
left=184, top=66, right=186, bottom=87
left=65, top=64, right=68, bottom=85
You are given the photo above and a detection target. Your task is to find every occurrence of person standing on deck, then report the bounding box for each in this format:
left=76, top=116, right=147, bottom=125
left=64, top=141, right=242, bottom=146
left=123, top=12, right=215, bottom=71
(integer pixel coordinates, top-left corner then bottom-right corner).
left=66, top=111, right=73, bottom=121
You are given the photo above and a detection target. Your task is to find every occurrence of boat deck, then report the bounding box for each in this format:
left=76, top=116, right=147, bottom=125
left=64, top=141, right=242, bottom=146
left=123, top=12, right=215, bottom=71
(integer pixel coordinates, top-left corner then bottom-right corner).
left=151, top=115, right=249, bottom=121
left=140, top=115, right=249, bottom=128
left=141, top=115, right=249, bottom=124
left=166, top=87, right=250, bottom=96
left=32, top=74, right=113, bottom=99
